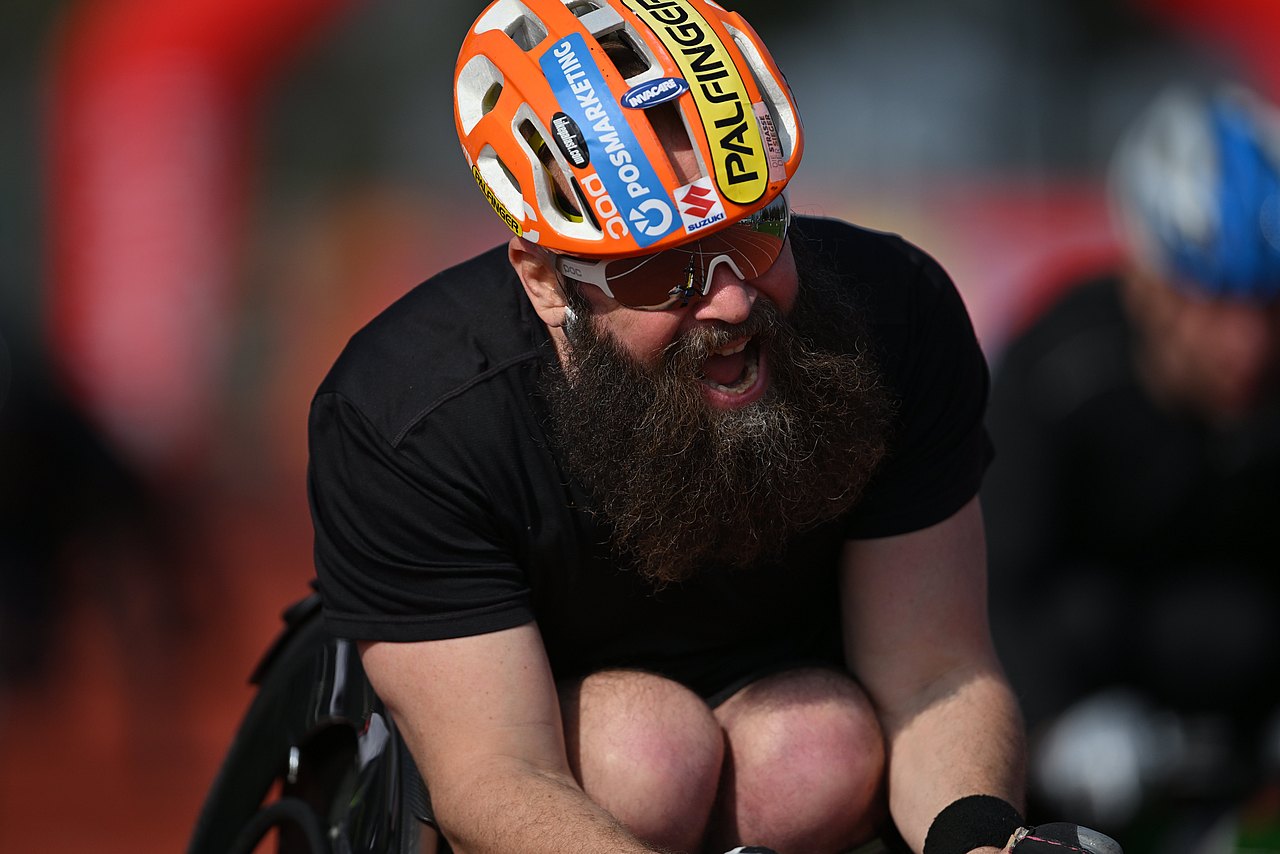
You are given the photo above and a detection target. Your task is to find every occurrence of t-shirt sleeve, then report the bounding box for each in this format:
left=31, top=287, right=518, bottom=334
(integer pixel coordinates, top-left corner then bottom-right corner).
left=308, top=390, right=534, bottom=642
left=843, top=239, right=993, bottom=539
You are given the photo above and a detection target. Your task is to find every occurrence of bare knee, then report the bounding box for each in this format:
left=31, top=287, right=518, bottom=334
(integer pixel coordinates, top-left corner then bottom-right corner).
left=713, top=668, right=886, bottom=853
left=561, top=670, right=724, bottom=852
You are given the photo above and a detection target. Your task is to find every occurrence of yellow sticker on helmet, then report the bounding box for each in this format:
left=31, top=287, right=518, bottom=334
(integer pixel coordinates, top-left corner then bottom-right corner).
left=622, top=0, right=769, bottom=206
left=472, top=165, right=523, bottom=236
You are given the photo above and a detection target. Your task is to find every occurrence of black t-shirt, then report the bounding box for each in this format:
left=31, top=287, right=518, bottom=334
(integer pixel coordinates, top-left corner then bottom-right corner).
left=308, top=216, right=991, bottom=698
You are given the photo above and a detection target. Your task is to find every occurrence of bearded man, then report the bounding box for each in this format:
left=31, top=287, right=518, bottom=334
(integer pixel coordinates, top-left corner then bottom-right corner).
left=307, top=2, right=1040, bottom=853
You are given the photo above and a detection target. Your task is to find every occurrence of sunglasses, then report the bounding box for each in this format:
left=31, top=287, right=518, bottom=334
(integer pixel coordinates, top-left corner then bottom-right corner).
left=554, top=194, right=791, bottom=311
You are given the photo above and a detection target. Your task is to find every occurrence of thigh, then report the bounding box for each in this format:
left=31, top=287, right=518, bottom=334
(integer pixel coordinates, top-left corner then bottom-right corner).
left=711, top=666, right=887, bottom=853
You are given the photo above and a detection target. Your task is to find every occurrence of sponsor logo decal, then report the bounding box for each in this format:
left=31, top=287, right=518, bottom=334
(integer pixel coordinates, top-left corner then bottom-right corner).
left=754, top=102, right=787, bottom=182
left=621, top=0, right=769, bottom=205
left=540, top=33, right=679, bottom=247
left=621, top=76, right=690, bottom=110
left=680, top=182, right=717, bottom=219
left=677, top=177, right=727, bottom=233
left=551, top=112, right=590, bottom=169
left=472, top=165, right=523, bottom=236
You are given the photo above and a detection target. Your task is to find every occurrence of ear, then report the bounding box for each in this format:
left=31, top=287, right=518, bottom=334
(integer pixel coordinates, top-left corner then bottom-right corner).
left=509, top=237, right=570, bottom=328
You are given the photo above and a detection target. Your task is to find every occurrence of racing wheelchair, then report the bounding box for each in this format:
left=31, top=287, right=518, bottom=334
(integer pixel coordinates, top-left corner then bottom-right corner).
left=187, top=591, right=445, bottom=854
left=188, top=592, right=1122, bottom=854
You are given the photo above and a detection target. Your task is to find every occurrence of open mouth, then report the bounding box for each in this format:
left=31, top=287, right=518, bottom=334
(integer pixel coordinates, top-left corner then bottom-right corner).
left=698, top=337, right=760, bottom=395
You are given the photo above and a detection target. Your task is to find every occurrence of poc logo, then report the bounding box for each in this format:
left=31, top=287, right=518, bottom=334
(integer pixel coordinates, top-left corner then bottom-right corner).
left=621, top=77, right=689, bottom=110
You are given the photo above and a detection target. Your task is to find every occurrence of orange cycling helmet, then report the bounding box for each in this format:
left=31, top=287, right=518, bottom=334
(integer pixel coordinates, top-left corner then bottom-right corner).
left=454, top=0, right=804, bottom=258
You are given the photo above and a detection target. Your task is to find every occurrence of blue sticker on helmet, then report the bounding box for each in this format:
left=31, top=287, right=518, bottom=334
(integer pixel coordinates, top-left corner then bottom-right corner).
left=541, top=33, right=679, bottom=248
left=621, top=76, right=690, bottom=110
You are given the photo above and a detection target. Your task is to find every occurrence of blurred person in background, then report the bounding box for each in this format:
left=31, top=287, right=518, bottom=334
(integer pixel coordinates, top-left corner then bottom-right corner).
left=0, top=335, right=182, bottom=688
left=0, top=0, right=349, bottom=691
left=44, top=0, right=347, bottom=492
left=984, top=82, right=1280, bottom=850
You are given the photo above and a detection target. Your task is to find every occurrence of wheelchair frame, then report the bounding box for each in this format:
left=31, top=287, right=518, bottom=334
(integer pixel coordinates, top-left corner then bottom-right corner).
left=187, top=593, right=445, bottom=854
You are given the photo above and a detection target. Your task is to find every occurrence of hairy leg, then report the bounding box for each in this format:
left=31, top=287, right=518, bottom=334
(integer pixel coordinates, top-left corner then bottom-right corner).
left=709, top=667, right=887, bottom=853
left=560, top=669, right=725, bottom=853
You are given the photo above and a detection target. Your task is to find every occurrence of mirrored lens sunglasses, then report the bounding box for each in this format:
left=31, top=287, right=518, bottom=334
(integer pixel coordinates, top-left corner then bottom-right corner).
left=554, top=193, right=791, bottom=311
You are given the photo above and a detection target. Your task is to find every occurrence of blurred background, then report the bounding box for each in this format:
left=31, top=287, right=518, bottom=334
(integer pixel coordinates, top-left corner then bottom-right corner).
left=1, top=0, right=1276, bottom=852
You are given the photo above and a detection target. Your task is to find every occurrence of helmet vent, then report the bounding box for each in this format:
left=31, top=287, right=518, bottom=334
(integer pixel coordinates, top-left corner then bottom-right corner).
left=473, top=145, right=526, bottom=231
left=567, top=1, right=602, bottom=16
left=726, top=25, right=799, bottom=160
left=599, top=30, right=650, bottom=79
left=570, top=176, right=602, bottom=232
left=519, top=119, right=585, bottom=221
left=505, top=14, right=548, bottom=51
left=456, top=55, right=505, bottom=136
left=644, top=101, right=702, bottom=184
left=481, top=81, right=503, bottom=115
left=496, top=158, right=522, bottom=200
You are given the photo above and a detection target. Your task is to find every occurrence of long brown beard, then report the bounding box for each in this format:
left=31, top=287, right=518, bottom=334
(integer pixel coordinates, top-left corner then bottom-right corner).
left=539, top=243, right=896, bottom=586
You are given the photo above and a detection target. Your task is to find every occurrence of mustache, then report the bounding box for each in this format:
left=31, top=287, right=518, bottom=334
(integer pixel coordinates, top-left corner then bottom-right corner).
left=661, top=299, right=779, bottom=368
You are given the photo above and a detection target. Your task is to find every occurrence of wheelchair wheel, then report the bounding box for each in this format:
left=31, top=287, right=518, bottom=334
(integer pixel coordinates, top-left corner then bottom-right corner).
left=187, top=593, right=446, bottom=854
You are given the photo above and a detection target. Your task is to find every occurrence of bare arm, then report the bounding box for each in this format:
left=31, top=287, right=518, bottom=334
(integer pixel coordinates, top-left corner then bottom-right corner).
left=359, top=625, right=666, bottom=854
left=841, top=496, right=1026, bottom=854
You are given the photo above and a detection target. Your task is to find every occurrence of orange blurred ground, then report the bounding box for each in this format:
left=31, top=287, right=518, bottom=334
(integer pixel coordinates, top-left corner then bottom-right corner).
left=0, top=181, right=497, bottom=854
left=0, top=482, right=315, bottom=853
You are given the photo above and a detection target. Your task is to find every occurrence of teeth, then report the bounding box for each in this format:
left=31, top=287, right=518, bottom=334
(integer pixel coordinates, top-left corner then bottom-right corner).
left=705, top=345, right=759, bottom=394
left=713, top=339, right=748, bottom=357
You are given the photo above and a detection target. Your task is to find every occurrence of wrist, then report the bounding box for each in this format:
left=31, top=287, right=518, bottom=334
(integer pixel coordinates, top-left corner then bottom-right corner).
left=923, top=795, right=1024, bottom=854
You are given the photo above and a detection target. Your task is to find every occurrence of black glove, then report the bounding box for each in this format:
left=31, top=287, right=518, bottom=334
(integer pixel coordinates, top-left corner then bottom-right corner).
left=1011, top=822, right=1123, bottom=854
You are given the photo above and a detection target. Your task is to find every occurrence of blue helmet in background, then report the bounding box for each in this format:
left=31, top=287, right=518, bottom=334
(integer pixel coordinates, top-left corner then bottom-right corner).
left=1109, top=84, right=1280, bottom=302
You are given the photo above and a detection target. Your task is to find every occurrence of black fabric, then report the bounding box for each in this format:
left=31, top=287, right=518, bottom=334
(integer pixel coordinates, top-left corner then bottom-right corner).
left=926, top=793, right=1024, bottom=854
left=984, top=277, right=1280, bottom=730
left=923, top=794, right=1024, bottom=854
left=308, top=216, right=992, bottom=699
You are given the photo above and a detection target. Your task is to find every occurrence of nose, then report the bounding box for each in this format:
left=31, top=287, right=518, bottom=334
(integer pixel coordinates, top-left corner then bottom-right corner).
left=690, top=258, right=755, bottom=325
